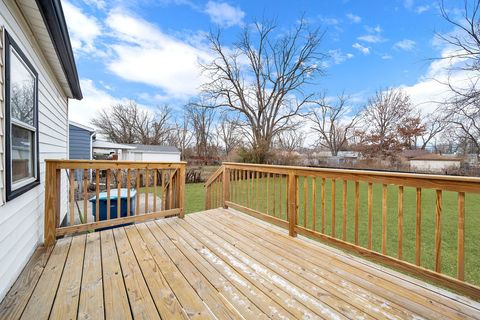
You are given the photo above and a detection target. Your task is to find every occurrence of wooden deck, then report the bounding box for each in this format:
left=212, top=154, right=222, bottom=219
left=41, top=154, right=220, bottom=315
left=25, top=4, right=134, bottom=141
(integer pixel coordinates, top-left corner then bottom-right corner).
left=1, top=209, right=480, bottom=319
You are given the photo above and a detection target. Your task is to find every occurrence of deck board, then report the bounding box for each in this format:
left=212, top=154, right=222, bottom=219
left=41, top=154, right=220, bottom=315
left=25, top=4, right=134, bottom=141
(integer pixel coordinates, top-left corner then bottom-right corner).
left=1, top=208, right=480, bottom=319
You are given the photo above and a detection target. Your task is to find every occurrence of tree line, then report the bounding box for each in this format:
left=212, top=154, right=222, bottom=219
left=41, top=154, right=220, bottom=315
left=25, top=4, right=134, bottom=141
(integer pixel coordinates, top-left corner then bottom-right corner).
left=92, top=1, right=480, bottom=164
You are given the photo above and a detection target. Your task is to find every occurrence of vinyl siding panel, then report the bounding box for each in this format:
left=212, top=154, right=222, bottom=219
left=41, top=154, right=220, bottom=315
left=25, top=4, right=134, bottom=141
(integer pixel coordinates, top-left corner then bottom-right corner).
left=0, top=0, right=70, bottom=302
left=69, top=125, right=92, bottom=160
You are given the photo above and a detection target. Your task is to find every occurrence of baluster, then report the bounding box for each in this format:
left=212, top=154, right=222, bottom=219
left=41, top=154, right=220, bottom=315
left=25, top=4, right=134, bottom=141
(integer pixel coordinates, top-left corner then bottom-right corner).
left=161, top=170, right=165, bottom=211
left=382, top=184, right=388, bottom=254
left=106, top=169, right=111, bottom=220
left=83, top=169, right=88, bottom=224
left=367, top=182, right=372, bottom=249
left=342, top=179, right=347, bottom=240
left=273, top=174, right=277, bottom=217
left=266, top=172, right=270, bottom=214
left=331, top=178, right=336, bottom=237
left=312, top=177, right=317, bottom=231
left=145, top=169, right=149, bottom=213
left=435, top=190, right=443, bottom=272
left=300, top=177, right=305, bottom=227
left=69, top=168, right=75, bottom=226
left=136, top=170, right=140, bottom=215
left=153, top=169, right=157, bottom=212
left=95, top=169, right=100, bottom=222
left=398, top=186, right=404, bottom=260
left=127, top=169, right=131, bottom=217
left=321, top=178, right=326, bottom=234
left=355, top=181, right=360, bottom=245
left=415, top=187, right=422, bottom=266
left=117, top=169, right=122, bottom=219
left=457, top=192, right=465, bottom=280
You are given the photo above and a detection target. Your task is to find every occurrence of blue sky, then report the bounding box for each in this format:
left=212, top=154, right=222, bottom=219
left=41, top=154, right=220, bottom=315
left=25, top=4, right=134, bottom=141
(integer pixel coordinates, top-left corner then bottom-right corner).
left=64, top=0, right=463, bottom=126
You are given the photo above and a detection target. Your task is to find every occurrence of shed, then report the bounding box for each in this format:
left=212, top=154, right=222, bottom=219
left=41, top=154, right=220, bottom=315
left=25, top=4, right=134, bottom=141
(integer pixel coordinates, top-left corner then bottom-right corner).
left=409, top=154, right=462, bottom=173
left=69, top=121, right=95, bottom=160
left=123, top=144, right=181, bottom=162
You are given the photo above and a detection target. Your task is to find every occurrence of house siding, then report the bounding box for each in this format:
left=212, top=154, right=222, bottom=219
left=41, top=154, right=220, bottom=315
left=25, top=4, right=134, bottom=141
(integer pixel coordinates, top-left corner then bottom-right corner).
left=0, top=0, right=69, bottom=302
left=69, top=124, right=92, bottom=160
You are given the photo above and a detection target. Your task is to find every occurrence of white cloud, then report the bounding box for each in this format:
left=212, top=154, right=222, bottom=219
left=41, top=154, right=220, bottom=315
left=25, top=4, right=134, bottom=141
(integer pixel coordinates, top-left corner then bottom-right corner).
left=357, top=34, right=385, bottom=43
left=319, top=16, right=339, bottom=25
left=105, top=11, right=213, bottom=99
left=62, top=1, right=102, bottom=53
left=365, top=25, right=382, bottom=33
left=415, top=5, right=430, bottom=14
left=323, top=49, right=354, bottom=67
left=204, top=1, right=245, bottom=27
left=394, top=39, right=416, bottom=51
left=69, top=79, right=130, bottom=126
left=398, top=42, right=475, bottom=114
left=352, top=43, right=370, bottom=55
left=381, top=54, right=393, bottom=60
left=346, top=13, right=361, bottom=23
left=82, top=0, right=107, bottom=10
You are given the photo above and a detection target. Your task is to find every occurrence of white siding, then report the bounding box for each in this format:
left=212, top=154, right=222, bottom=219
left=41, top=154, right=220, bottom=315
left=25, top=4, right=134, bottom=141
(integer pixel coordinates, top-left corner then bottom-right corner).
left=410, top=160, right=461, bottom=172
left=142, top=152, right=181, bottom=162
left=0, top=0, right=69, bottom=301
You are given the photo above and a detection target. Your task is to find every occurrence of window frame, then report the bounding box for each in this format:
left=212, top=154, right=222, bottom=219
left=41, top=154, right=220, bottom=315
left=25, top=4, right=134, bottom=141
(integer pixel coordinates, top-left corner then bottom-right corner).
left=4, top=31, right=40, bottom=201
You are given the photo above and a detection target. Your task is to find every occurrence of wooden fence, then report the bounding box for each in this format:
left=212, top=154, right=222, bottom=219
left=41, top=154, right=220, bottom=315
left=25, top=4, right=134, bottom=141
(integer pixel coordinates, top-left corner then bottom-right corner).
left=44, top=160, right=186, bottom=246
left=205, top=162, right=480, bottom=299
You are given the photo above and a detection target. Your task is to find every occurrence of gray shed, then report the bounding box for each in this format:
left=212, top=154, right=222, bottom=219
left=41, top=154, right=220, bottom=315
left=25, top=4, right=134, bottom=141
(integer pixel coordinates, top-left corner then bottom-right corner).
left=69, top=121, right=95, bottom=160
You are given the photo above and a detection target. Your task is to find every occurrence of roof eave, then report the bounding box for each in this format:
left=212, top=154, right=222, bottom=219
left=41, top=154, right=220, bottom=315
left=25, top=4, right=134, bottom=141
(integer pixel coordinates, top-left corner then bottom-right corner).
left=35, top=0, right=82, bottom=100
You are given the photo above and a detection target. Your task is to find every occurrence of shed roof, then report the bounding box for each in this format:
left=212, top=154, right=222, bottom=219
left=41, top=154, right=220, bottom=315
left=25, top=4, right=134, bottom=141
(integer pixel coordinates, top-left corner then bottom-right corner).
left=410, top=154, right=462, bottom=161
left=126, top=144, right=180, bottom=154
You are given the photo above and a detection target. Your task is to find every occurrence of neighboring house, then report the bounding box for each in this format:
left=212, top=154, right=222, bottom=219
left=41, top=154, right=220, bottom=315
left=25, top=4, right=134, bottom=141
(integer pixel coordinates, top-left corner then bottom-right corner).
left=0, top=0, right=82, bottom=301
left=409, top=154, right=462, bottom=173
left=312, top=150, right=360, bottom=166
left=69, top=121, right=95, bottom=160
left=93, top=140, right=181, bottom=162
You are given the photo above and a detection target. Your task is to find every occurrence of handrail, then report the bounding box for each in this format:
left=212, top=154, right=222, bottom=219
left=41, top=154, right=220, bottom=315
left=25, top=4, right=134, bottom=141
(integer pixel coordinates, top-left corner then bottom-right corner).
left=205, top=162, right=480, bottom=299
left=44, top=160, right=186, bottom=246
left=205, top=166, right=224, bottom=187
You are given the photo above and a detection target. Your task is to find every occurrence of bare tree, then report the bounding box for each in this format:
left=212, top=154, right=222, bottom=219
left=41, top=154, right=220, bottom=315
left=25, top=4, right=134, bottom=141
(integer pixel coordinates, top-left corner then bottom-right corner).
left=420, top=111, right=447, bottom=149
left=275, top=129, right=305, bottom=152
left=168, top=111, right=193, bottom=160
left=307, top=94, right=359, bottom=156
left=217, top=114, right=240, bottom=156
left=201, top=18, right=327, bottom=163
left=91, top=101, right=139, bottom=143
left=187, top=102, right=216, bottom=161
left=397, top=115, right=426, bottom=150
left=91, top=102, right=173, bottom=145
left=437, top=0, right=480, bottom=158
left=359, top=88, right=414, bottom=159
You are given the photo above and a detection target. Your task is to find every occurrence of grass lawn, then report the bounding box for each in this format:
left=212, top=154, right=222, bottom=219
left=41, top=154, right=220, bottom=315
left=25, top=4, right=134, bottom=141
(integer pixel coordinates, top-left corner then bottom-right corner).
left=185, top=182, right=206, bottom=214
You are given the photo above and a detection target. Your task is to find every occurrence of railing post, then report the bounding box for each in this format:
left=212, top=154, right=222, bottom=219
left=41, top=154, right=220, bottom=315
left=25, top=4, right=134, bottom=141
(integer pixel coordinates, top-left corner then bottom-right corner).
left=287, top=171, right=297, bottom=237
left=178, top=164, right=186, bottom=218
left=44, top=161, right=60, bottom=246
left=222, top=166, right=230, bottom=209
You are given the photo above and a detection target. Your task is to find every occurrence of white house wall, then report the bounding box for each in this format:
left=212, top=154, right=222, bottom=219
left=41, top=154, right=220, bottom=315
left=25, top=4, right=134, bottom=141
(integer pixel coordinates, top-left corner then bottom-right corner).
left=0, top=0, right=69, bottom=301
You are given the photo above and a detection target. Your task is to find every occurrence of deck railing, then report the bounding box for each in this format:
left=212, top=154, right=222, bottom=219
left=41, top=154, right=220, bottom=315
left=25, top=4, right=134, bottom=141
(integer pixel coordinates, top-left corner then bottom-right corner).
left=44, top=160, right=186, bottom=246
left=205, top=162, right=480, bottom=299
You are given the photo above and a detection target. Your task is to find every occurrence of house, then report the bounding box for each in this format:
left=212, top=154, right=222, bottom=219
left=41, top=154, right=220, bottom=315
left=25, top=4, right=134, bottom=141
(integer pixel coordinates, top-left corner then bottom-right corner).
left=93, top=139, right=181, bottom=162
left=409, top=153, right=462, bottom=173
left=69, top=121, right=95, bottom=160
left=0, top=0, right=82, bottom=301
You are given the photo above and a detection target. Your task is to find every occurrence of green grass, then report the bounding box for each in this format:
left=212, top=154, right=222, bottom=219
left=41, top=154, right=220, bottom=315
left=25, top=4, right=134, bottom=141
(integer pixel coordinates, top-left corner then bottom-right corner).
left=220, top=176, right=480, bottom=286
left=185, top=182, right=206, bottom=214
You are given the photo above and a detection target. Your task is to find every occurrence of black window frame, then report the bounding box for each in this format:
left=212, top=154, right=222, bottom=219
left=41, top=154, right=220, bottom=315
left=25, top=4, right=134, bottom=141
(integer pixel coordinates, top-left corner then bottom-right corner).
left=5, top=31, right=40, bottom=201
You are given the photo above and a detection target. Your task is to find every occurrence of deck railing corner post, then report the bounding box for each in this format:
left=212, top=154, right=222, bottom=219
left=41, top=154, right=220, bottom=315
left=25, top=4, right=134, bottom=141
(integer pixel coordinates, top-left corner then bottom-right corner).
left=222, top=165, right=230, bottom=209
left=44, top=160, right=59, bottom=246
left=178, top=163, right=186, bottom=218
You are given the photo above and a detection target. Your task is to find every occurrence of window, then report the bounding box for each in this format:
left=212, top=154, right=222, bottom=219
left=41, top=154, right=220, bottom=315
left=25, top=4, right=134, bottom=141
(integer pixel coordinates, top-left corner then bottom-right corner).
left=5, top=32, right=39, bottom=200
